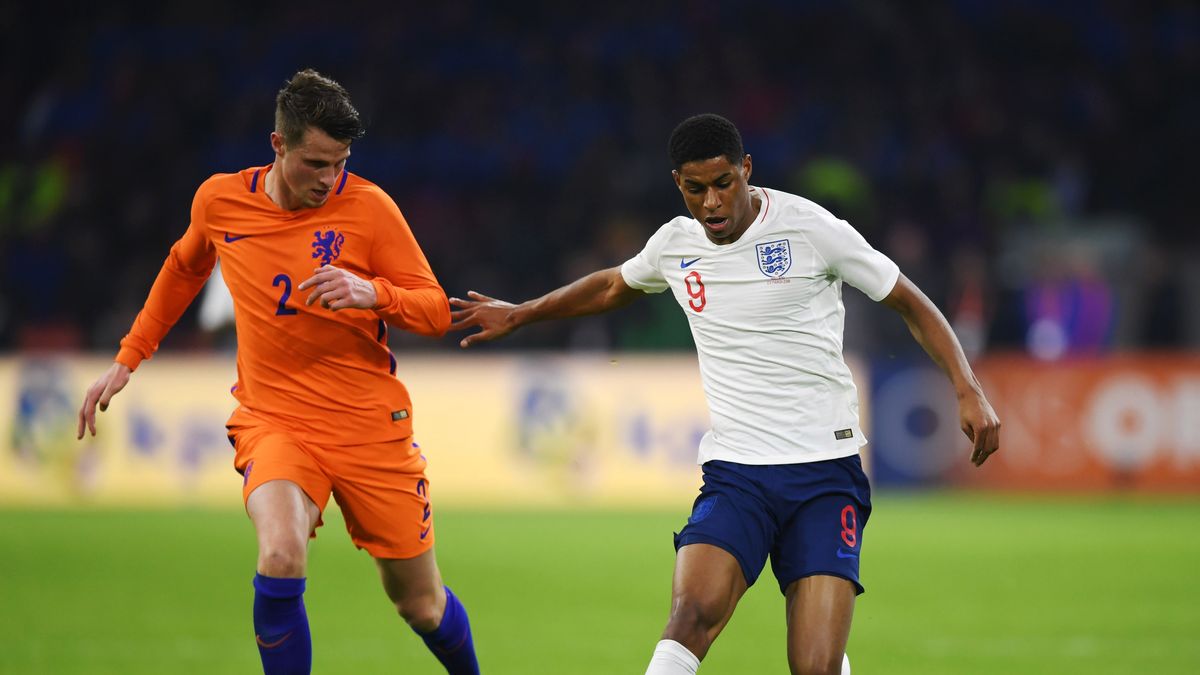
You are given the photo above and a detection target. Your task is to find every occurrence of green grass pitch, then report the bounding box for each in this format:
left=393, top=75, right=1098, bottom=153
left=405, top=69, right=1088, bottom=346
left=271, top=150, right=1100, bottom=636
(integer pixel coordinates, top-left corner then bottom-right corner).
left=2, top=494, right=1198, bottom=674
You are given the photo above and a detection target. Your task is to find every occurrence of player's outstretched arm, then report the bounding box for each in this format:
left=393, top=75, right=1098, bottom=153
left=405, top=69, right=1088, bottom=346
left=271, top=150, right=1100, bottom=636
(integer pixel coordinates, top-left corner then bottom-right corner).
left=881, top=273, right=1000, bottom=466
left=76, top=362, right=132, bottom=439
left=449, top=266, right=641, bottom=348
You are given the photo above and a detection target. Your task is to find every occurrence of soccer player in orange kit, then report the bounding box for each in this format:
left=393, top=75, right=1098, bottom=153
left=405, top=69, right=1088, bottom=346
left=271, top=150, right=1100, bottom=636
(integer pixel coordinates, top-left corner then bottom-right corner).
left=76, top=69, right=480, bottom=675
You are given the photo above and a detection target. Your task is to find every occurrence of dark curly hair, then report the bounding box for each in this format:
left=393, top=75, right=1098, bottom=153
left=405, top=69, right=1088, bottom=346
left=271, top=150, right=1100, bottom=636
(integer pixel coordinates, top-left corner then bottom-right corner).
left=275, top=69, right=366, bottom=146
left=668, top=114, right=744, bottom=169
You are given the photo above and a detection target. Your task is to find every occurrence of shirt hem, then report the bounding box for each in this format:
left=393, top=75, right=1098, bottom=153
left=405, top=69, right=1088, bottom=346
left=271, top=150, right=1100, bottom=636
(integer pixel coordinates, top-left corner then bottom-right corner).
left=697, top=445, right=861, bottom=466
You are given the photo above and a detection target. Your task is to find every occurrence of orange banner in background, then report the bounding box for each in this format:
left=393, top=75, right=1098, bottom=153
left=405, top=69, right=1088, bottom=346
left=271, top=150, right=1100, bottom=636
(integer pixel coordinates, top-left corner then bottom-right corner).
left=949, top=355, right=1200, bottom=491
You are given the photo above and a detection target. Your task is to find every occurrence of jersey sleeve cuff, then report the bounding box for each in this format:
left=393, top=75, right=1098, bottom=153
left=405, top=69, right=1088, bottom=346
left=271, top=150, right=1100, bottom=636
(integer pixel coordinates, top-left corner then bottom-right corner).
left=370, top=278, right=393, bottom=310
left=619, top=261, right=666, bottom=293
left=868, top=263, right=901, bottom=302
left=114, top=347, right=144, bottom=372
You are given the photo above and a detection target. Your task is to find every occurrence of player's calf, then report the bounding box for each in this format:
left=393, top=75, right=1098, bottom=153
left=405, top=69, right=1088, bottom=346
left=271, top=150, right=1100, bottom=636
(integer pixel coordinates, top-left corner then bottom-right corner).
left=384, top=582, right=481, bottom=675
left=376, top=556, right=479, bottom=674
left=412, top=587, right=480, bottom=675
left=253, top=574, right=312, bottom=674
left=788, top=649, right=848, bottom=675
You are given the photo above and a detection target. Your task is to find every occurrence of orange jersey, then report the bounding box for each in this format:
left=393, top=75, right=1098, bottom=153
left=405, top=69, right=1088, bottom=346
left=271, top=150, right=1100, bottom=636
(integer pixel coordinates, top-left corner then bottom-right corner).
left=116, top=166, right=450, bottom=445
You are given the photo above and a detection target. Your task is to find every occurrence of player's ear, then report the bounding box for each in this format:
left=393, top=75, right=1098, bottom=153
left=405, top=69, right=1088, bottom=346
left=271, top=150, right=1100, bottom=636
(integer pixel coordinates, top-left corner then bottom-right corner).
left=672, top=169, right=683, bottom=191
left=742, top=154, right=753, bottom=182
left=270, top=131, right=286, bottom=157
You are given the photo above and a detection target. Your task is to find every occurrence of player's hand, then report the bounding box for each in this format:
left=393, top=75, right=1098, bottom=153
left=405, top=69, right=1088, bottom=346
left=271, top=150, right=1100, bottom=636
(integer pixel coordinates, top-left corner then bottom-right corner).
left=959, top=390, right=1000, bottom=467
left=448, top=291, right=519, bottom=348
left=77, top=362, right=132, bottom=439
left=298, top=265, right=377, bottom=311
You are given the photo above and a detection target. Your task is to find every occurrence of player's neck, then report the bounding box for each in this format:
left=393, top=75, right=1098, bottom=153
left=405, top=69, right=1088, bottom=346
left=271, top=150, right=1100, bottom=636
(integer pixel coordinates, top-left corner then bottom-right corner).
left=262, top=165, right=300, bottom=211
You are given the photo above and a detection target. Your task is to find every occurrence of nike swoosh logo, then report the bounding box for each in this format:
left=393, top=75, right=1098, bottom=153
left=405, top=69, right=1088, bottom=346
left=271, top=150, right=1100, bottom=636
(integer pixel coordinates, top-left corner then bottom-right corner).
left=680, top=257, right=701, bottom=268
left=836, top=548, right=859, bottom=559
left=256, top=632, right=293, bottom=649
left=224, top=233, right=251, bottom=242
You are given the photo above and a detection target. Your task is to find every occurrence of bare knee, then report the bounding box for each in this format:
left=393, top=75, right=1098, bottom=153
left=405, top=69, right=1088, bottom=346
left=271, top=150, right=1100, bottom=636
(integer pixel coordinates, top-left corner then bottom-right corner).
left=376, top=552, right=446, bottom=633
left=393, top=587, right=444, bottom=633
left=247, top=480, right=318, bottom=579
left=662, top=594, right=728, bottom=658
left=790, top=650, right=844, bottom=675
left=257, top=539, right=307, bottom=578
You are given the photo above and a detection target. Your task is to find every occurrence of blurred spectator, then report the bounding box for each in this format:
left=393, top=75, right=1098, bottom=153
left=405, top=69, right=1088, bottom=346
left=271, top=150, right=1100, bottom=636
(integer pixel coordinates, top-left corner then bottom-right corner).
left=1023, top=244, right=1115, bottom=360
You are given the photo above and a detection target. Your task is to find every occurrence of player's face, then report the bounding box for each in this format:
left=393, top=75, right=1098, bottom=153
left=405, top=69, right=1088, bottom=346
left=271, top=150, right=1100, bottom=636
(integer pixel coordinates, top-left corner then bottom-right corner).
left=270, top=126, right=351, bottom=210
left=672, top=154, right=757, bottom=245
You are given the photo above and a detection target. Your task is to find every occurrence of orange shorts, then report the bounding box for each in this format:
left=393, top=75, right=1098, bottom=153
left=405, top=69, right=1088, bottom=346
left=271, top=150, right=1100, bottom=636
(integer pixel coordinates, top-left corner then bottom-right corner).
left=228, top=424, right=434, bottom=559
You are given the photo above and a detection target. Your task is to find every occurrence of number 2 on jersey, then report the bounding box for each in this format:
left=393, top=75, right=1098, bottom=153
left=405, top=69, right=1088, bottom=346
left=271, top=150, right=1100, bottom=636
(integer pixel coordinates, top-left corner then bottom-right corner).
left=273, top=274, right=298, bottom=316
left=685, top=270, right=706, bottom=312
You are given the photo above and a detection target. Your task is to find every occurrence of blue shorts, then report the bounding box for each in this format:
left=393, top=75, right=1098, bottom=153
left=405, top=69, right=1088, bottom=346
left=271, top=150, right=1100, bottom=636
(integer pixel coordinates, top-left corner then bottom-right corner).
left=674, top=455, right=872, bottom=595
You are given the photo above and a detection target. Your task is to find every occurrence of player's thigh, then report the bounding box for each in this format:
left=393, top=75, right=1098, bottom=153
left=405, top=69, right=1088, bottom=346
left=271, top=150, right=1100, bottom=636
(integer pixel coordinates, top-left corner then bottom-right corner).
left=769, top=457, right=872, bottom=596
left=670, top=461, right=779, bottom=630
left=326, top=437, right=433, bottom=560
left=232, top=425, right=333, bottom=541
left=671, top=542, right=749, bottom=627
left=675, top=461, right=778, bottom=592
left=246, top=479, right=322, bottom=546
left=784, top=574, right=856, bottom=673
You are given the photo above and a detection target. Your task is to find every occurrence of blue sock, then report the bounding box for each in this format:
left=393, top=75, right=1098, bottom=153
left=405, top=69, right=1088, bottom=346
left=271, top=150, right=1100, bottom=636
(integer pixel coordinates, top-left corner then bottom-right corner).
left=252, top=574, right=312, bottom=675
left=415, top=586, right=479, bottom=675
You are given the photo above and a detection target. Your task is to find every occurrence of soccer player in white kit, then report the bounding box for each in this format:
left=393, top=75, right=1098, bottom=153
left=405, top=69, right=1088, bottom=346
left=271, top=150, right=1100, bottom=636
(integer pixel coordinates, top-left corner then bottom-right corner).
left=449, top=114, right=1000, bottom=675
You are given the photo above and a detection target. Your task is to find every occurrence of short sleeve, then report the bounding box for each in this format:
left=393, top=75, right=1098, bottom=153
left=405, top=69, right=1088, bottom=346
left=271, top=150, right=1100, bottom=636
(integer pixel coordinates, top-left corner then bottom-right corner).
left=806, top=213, right=899, bottom=302
left=620, top=223, right=673, bottom=294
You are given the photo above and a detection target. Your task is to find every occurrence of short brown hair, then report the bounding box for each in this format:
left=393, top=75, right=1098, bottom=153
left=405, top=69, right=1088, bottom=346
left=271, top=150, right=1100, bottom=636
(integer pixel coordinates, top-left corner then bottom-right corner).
left=274, top=69, right=366, bottom=146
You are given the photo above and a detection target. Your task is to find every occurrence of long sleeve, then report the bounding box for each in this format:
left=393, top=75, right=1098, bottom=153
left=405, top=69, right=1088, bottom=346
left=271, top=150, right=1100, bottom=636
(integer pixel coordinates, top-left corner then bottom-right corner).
left=115, top=193, right=217, bottom=371
left=367, top=194, right=450, bottom=337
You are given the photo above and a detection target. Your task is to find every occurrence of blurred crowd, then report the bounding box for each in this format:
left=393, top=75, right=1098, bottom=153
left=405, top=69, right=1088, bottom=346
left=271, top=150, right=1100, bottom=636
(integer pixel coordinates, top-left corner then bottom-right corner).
left=1, top=1, right=1196, bottom=357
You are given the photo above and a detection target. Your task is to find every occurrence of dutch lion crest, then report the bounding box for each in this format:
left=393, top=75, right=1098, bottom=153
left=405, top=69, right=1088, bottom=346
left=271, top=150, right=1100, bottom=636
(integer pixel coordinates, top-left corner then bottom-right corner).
left=756, top=239, right=791, bottom=278
left=311, top=229, right=345, bottom=265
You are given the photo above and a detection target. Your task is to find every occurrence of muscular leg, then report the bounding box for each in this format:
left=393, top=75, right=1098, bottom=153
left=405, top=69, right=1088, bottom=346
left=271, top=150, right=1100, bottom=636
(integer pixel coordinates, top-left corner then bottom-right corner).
left=784, top=575, right=856, bottom=675
left=378, top=550, right=479, bottom=675
left=661, top=543, right=749, bottom=660
left=246, top=479, right=322, bottom=674
left=247, top=479, right=322, bottom=577
left=376, top=549, right=446, bottom=632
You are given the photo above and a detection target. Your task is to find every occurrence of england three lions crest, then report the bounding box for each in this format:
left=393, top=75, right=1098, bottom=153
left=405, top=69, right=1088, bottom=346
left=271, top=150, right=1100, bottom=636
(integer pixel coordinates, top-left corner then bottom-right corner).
left=756, top=239, right=791, bottom=278
left=312, top=229, right=345, bottom=265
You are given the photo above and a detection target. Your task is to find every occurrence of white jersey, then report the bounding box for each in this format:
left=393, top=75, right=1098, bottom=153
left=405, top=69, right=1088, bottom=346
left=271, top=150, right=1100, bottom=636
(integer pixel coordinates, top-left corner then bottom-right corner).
left=621, top=186, right=900, bottom=465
